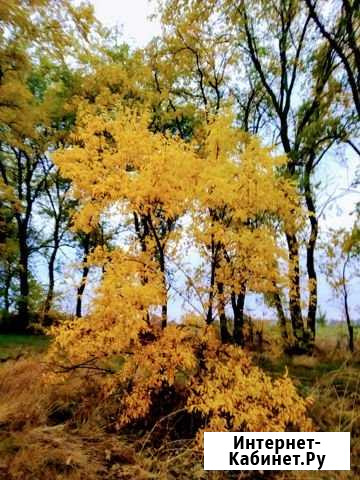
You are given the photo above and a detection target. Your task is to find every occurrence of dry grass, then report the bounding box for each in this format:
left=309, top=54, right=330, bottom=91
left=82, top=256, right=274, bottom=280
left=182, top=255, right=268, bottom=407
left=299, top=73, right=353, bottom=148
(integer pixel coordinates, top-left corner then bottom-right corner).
left=0, top=330, right=359, bottom=480
left=0, top=357, right=108, bottom=479
left=0, top=356, right=204, bottom=480
left=250, top=325, right=360, bottom=480
left=274, top=362, right=360, bottom=480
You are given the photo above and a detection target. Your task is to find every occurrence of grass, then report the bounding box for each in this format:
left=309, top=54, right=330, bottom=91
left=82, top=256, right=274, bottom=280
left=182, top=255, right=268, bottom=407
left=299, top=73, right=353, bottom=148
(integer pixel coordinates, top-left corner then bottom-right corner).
left=254, top=323, right=360, bottom=479
left=0, top=326, right=359, bottom=479
left=0, top=334, right=50, bottom=360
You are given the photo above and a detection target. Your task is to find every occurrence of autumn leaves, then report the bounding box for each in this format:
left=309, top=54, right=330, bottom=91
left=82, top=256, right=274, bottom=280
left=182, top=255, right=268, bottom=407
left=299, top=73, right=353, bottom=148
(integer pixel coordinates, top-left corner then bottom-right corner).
left=51, top=103, right=301, bottom=351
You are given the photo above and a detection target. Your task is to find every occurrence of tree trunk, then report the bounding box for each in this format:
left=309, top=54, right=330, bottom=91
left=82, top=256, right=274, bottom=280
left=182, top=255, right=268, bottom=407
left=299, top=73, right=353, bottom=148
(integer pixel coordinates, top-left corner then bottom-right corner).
left=144, top=214, right=168, bottom=328
left=161, top=303, right=167, bottom=329
left=304, top=166, right=318, bottom=344
left=286, top=232, right=305, bottom=344
left=4, top=265, right=11, bottom=313
left=43, top=238, right=59, bottom=324
left=155, top=239, right=167, bottom=329
left=232, top=288, right=246, bottom=346
left=272, top=290, right=288, bottom=341
left=76, top=234, right=90, bottom=318
left=217, top=282, right=230, bottom=342
left=343, top=256, right=354, bottom=352
left=17, top=225, right=29, bottom=329
left=344, top=284, right=354, bottom=353
left=44, top=216, right=61, bottom=320
left=160, top=256, right=167, bottom=329
left=206, top=236, right=216, bottom=324
left=133, top=212, right=151, bottom=325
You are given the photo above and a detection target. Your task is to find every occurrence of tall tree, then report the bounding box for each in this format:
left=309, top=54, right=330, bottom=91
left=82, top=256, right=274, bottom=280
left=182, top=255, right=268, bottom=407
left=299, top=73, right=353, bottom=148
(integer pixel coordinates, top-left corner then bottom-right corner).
left=0, top=0, right=96, bottom=327
left=191, top=113, right=300, bottom=344
left=39, top=171, right=73, bottom=321
left=0, top=178, right=18, bottom=316
left=157, top=0, right=355, bottom=350
left=323, top=224, right=360, bottom=352
left=304, top=0, right=360, bottom=118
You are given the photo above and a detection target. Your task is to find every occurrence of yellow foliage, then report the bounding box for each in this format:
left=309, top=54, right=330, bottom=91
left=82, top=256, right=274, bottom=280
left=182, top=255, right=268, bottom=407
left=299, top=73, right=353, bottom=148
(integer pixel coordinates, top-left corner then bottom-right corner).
left=191, top=112, right=302, bottom=304
left=49, top=104, right=310, bottom=443
left=186, top=328, right=313, bottom=439
left=48, top=248, right=164, bottom=364
left=49, top=318, right=312, bottom=441
left=54, top=106, right=199, bottom=233
left=72, top=323, right=312, bottom=441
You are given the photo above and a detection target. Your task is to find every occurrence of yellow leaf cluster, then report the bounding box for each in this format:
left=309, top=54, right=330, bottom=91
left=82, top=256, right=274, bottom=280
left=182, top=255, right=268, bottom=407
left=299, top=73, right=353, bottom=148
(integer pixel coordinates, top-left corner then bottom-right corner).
left=54, top=106, right=199, bottom=234
left=48, top=104, right=310, bottom=440
left=48, top=247, right=165, bottom=364
left=186, top=327, right=313, bottom=443
left=86, top=323, right=313, bottom=439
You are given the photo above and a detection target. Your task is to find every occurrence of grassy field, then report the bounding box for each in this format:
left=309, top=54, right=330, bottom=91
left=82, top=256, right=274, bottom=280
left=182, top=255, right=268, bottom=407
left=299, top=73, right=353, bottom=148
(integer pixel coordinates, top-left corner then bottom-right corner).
left=0, top=327, right=359, bottom=479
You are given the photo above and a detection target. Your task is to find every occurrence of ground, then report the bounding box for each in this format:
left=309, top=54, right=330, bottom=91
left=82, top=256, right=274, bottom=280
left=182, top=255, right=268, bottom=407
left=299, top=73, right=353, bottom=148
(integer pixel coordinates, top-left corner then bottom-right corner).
left=0, top=334, right=49, bottom=361
left=0, top=326, right=359, bottom=479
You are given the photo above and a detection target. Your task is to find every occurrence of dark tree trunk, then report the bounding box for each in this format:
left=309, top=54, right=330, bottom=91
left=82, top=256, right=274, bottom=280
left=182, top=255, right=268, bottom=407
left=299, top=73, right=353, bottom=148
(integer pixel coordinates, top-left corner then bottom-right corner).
left=304, top=164, right=318, bottom=344
left=161, top=303, right=167, bottom=329
left=272, top=290, right=288, bottom=341
left=344, top=283, right=354, bottom=353
left=217, top=282, right=230, bottom=342
left=133, top=212, right=151, bottom=325
left=286, top=232, right=305, bottom=344
left=343, top=256, right=354, bottom=352
left=43, top=222, right=60, bottom=320
left=17, top=224, right=30, bottom=328
left=43, top=244, right=59, bottom=324
left=232, top=288, right=246, bottom=346
left=44, top=248, right=56, bottom=314
left=76, top=234, right=90, bottom=318
left=160, top=254, right=167, bottom=329
left=206, top=235, right=217, bottom=324
left=146, top=214, right=168, bottom=329
left=4, top=265, right=11, bottom=313
left=4, top=284, right=10, bottom=313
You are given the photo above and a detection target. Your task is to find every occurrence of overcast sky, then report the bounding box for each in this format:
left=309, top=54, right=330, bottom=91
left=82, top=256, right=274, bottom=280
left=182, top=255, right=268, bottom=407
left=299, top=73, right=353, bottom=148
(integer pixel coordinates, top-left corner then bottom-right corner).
left=91, top=0, right=160, bottom=47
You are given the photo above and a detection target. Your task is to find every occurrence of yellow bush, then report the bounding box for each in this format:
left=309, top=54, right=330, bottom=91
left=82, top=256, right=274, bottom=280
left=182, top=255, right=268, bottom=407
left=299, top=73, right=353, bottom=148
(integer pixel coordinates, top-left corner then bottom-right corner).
left=74, top=322, right=313, bottom=441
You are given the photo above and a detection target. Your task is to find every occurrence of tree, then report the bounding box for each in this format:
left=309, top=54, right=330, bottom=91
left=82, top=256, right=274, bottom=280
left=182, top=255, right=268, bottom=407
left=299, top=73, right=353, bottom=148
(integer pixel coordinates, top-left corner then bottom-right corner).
left=304, top=0, right=360, bottom=119
left=39, top=171, right=73, bottom=321
left=0, top=0, right=97, bottom=327
left=0, top=178, right=18, bottom=316
left=191, top=113, right=301, bottom=344
left=323, top=223, right=360, bottom=352
left=156, top=0, right=356, bottom=351
left=221, top=0, right=350, bottom=348
left=53, top=99, right=303, bottom=350
left=54, top=106, right=199, bottom=328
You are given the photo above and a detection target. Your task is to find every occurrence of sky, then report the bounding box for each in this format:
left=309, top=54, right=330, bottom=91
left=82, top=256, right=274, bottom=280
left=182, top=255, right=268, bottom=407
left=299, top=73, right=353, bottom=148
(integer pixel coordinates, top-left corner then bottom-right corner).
left=91, top=0, right=161, bottom=47
left=68, top=0, right=360, bottom=322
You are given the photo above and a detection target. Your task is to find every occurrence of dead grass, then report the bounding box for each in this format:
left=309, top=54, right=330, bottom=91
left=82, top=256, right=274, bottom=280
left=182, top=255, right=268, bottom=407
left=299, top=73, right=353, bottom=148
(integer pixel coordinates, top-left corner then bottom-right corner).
left=276, top=362, right=360, bottom=480
left=0, top=357, right=203, bottom=480
left=0, top=332, right=359, bottom=479
left=0, top=357, right=107, bottom=479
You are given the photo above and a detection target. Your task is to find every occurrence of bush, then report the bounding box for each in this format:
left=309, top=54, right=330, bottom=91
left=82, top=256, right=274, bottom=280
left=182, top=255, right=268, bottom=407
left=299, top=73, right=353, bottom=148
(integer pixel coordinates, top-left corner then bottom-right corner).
left=48, top=317, right=313, bottom=444
left=110, top=323, right=313, bottom=443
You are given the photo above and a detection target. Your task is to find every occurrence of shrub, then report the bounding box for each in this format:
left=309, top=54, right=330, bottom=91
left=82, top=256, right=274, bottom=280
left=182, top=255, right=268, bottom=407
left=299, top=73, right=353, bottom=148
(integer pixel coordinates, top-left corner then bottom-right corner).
left=48, top=317, right=313, bottom=443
